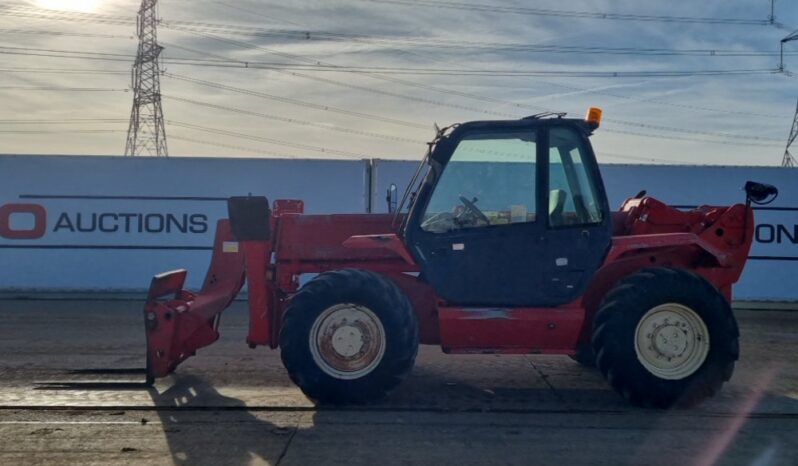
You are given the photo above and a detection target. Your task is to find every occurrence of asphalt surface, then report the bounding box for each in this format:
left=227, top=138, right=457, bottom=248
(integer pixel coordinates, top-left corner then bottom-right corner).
left=0, top=300, right=796, bottom=465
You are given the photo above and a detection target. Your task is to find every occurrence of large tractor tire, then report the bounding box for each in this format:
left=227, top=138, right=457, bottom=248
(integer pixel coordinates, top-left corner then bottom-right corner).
left=591, top=267, right=739, bottom=408
left=280, top=269, right=419, bottom=404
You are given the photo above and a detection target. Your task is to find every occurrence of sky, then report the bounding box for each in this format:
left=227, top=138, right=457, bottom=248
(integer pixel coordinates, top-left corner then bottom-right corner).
left=0, top=0, right=796, bottom=165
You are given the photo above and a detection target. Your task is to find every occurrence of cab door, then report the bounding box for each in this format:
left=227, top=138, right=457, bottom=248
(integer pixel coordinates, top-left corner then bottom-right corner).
left=542, top=126, right=612, bottom=302
left=404, top=125, right=548, bottom=307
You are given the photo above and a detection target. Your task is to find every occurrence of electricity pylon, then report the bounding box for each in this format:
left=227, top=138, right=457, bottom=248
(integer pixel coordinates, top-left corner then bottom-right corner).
left=782, top=100, right=797, bottom=167
left=124, top=0, right=168, bottom=156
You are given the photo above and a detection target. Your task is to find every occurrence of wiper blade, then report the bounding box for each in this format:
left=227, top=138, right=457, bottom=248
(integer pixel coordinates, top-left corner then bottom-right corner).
left=392, top=124, right=455, bottom=229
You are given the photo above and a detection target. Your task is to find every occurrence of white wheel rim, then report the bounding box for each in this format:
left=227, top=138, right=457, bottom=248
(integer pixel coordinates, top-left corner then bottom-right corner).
left=634, top=303, right=710, bottom=380
left=309, top=303, right=386, bottom=380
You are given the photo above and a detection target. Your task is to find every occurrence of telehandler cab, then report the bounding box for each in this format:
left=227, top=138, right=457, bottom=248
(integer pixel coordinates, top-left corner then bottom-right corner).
left=142, top=108, right=776, bottom=408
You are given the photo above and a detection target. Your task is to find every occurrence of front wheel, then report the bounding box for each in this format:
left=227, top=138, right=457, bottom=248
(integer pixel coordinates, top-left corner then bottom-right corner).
left=592, top=267, right=739, bottom=408
left=280, top=269, right=419, bottom=404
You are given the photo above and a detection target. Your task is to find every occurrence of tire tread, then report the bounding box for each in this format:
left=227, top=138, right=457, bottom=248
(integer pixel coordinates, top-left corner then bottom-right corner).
left=591, top=267, right=738, bottom=408
left=280, top=269, right=419, bottom=404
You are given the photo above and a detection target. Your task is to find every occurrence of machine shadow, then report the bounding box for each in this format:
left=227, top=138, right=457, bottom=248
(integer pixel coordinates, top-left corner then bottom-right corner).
left=147, top=374, right=303, bottom=466
left=382, top=365, right=573, bottom=411
left=145, top=368, right=567, bottom=466
left=145, top=372, right=798, bottom=466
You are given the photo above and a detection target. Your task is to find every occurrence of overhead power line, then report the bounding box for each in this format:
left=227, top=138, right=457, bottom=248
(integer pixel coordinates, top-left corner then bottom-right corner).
left=0, top=45, right=139, bottom=63
left=167, top=30, right=518, bottom=119
left=0, top=67, right=128, bottom=75
left=0, top=86, right=127, bottom=92
left=162, top=23, right=794, bottom=58
left=168, top=121, right=365, bottom=159
left=599, top=151, right=699, bottom=165
left=164, top=71, right=781, bottom=148
left=169, top=133, right=302, bottom=158
left=2, top=5, right=790, bottom=59
left=0, top=7, right=132, bottom=25
left=162, top=53, right=783, bottom=152
left=608, top=128, right=781, bottom=148
left=164, top=95, right=424, bottom=145
left=203, top=65, right=777, bottom=77
left=1, top=3, right=787, bottom=155
left=605, top=120, right=781, bottom=143
left=169, top=29, right=785, bottom=144
left=0, top=118, right=127, bottom=124
left=164, top=72, right=429, bottom=130
left=13, top=2, right=768, bottom=30
left=534, top=80, right=784, bottom=119
left=0, top=129, right=125, bottom=134
left=362, top=0, right=773, bottom=25
left=111, top=27, right=778, bottom=155
left=0, top=28, right=132, bottom=39
left=213, top=1, right=304, bottom=27
left=0, top=45, right=780, bottom=78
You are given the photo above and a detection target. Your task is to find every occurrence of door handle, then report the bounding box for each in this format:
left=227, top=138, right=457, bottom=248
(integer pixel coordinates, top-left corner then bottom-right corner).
left=581, top=230, right=590, bottom=239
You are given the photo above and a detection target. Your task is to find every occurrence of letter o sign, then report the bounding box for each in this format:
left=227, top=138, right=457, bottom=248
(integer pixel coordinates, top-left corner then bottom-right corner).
left=0, top=203, right=47, bottom=239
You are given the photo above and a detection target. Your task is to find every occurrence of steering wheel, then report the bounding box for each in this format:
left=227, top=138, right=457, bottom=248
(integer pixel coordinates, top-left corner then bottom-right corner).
left=458, top=195, right=490, bottom=225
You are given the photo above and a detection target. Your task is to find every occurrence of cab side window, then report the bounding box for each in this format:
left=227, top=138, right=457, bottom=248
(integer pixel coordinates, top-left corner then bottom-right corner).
left=548, top=128, right=603, bottom=227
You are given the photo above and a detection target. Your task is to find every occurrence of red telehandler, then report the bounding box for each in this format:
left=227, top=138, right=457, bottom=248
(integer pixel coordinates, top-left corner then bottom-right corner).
left=142, top=109, right=777, bottom=408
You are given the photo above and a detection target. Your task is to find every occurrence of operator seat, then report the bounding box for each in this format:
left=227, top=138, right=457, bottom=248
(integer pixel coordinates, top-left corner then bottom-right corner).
left=549, top=189, right=567, bottom=226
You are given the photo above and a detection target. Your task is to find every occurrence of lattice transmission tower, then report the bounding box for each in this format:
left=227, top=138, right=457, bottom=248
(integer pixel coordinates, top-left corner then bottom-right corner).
left=125, top=0, right=168, bottom=156
left=782, top=100, right=797, bottom=167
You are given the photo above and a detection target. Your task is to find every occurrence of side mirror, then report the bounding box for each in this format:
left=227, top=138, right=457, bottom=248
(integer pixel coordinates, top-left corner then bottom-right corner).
left=744, top=181, right=778, bottom=205
left=386, top=183, right=398, bottom=213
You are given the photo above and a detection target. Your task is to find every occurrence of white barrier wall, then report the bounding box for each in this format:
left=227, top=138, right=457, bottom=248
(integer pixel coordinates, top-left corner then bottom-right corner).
left=372, top=160, right=798, bottom=301
left=0, top=155, right=368, bottom=291
left=2, top=155, right=796, bottom=301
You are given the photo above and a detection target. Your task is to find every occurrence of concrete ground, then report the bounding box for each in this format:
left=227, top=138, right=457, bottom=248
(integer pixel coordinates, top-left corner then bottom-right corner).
left=0, top=300, right=796, bottom=466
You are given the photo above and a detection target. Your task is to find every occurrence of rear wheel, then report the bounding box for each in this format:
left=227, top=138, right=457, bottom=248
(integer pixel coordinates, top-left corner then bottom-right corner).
left=592, top=267, right=738, bottom=408
left=280, top=269, right=418, bottom=403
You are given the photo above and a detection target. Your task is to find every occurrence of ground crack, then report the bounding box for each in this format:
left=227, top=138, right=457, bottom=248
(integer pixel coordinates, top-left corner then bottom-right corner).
left=275, top=424, right=299, bottom=465
left=527, top=357, right=565, bottom=403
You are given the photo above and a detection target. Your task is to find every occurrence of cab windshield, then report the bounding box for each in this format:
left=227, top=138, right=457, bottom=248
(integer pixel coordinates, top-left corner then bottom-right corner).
left=421, top=130, right=537, bottom=233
